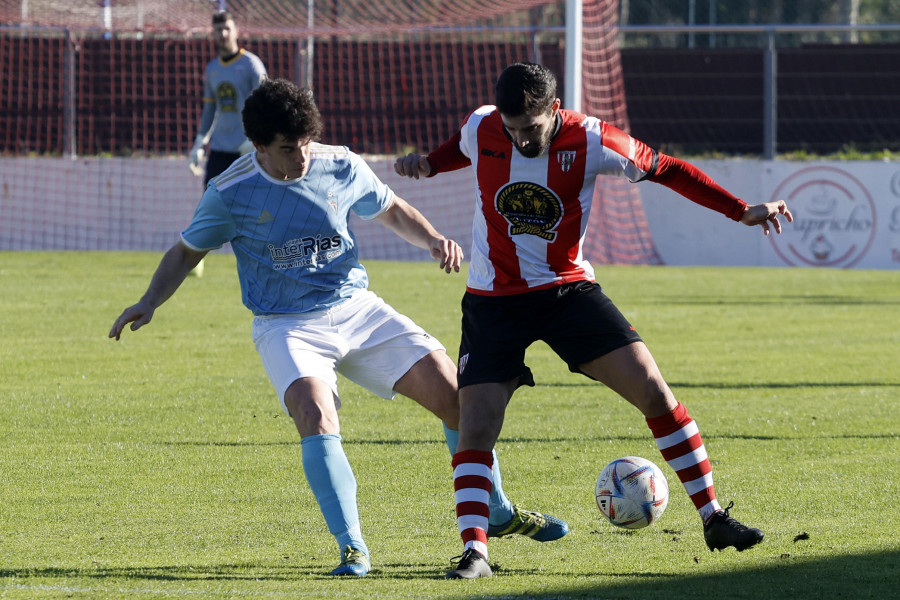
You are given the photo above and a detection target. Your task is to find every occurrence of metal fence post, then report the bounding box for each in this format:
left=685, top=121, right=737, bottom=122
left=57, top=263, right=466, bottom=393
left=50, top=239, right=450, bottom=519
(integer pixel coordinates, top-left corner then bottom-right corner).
left=64, top=28, right=77, bottom=158
left=763, top=27, right=777, bottom=159
left=565, top=0, right=582, bottom=112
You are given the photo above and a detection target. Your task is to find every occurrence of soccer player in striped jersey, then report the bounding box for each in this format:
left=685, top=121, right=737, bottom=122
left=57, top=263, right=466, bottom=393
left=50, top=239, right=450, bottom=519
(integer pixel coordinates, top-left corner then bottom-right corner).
left=110, top=78, right=566, bottom=578
left=395, top=62, right=792, bottom=579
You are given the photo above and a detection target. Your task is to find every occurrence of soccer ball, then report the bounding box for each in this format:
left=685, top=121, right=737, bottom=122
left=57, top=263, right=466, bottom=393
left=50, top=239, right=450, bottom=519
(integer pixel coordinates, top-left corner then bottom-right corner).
left=595, top=456, right=669, bottom=529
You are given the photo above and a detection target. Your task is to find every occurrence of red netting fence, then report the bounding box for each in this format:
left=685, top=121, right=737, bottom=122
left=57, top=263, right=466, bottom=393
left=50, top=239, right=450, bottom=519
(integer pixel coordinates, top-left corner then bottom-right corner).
left=0, top=0, right=661, bottom=264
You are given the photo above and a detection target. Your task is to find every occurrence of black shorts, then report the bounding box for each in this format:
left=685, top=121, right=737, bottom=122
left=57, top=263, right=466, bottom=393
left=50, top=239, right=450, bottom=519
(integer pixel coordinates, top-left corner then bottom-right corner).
left=204, top=150, right=242, bottom=186
left=457, top=281, right=643, bottom=388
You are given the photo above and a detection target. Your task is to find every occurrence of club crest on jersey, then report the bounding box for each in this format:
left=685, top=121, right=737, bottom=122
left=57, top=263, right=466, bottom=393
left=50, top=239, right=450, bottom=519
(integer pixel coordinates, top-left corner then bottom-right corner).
left=557, top=150, right=576, bottom=172
left=495, top=182, right=562, bottom=241
left=216, top=82, right=239, bottom=112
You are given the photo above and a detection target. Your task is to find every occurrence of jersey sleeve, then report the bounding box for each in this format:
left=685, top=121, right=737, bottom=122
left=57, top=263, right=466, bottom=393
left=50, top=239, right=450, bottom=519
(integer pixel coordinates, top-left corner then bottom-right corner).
left=426, top=130, right=471, bottom=176
left=650, top=153, right=748, bottom=221
left=180, top=185, right=237, bottom=251
left=249, top=53, right=268, bottom=87
left=426, top=108, right=485, bottom=176
left=348, top=153, right=395, bottom=220
left=599, top=121, right=747, bottom=221
left=197, top=63, right=217, bottom=137
left=202, top=60, right=216, bottom=104
left=197, top=101, right=216, bottom=138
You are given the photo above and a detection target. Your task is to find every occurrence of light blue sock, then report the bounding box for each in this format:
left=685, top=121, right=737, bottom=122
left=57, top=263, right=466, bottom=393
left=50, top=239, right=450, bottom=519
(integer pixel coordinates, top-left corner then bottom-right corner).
left=300, top=433, right=369, bottom=558
left=443, top=423, right=514, bottom=526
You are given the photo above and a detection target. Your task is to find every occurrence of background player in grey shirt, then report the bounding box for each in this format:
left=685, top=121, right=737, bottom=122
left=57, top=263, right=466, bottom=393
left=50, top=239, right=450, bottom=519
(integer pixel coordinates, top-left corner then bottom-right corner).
left=189, top=10, right=267, bottom=186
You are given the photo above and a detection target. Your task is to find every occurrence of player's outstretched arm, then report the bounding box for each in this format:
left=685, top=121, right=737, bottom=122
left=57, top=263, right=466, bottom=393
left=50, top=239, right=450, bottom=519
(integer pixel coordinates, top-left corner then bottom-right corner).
left=109, top=242, right=207, bottom=340
left=740, top=200, right=793, bottom=235
left=375, top=196, right=463, bottom=273
left=393, top=153, right=432, bottom=179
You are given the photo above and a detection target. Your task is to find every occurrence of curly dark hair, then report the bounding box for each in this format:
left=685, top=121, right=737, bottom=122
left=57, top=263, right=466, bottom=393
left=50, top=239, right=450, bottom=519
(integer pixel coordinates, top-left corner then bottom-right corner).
left=495, top=62, right=558, bottom=117
left=242, top=79, right=324, bottom=146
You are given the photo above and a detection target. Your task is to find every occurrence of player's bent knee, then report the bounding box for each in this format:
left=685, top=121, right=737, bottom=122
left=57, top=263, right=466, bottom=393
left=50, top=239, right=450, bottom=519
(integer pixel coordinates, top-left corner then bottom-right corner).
left=290, top=402, right=340, bottom=436
left=284, top=380, right=341, bottom=436
left=394, top=350, right=460, bottom=425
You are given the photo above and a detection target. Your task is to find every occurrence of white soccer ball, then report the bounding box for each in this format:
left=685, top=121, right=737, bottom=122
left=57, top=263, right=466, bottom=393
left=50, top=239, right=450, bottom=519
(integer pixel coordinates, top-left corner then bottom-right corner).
left=595, top=456, right=669, bottom=529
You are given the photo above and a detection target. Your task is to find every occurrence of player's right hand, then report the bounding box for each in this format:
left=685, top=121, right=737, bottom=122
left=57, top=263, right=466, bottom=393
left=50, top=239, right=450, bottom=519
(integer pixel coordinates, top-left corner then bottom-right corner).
left=393, top=153, right=431, bottom=179
left=189, top=134, right=207, bottom=176
left=430, top=236, right=464, bottom=273
left=109, top=302, right=155, bottom=340
left=188, top=146, right=206, bottom=176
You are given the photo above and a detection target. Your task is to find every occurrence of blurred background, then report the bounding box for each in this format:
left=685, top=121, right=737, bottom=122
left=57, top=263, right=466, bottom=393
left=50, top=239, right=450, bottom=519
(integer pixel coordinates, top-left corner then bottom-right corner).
left=1, top=1, right=898, bottom=267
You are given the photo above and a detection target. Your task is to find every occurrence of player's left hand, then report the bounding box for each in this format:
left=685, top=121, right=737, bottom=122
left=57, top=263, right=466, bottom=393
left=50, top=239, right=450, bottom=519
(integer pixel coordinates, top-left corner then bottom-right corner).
left=740, top=200, right=793, bottom=235
left=109, top=301, right=155, bottom=340
left=430, top=237, right=464, bottom=273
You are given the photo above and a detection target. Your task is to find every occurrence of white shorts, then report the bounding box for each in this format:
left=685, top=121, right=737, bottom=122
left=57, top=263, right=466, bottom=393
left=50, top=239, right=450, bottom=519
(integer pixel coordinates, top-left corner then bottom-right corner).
left=252, top=289, right=445, bottom=415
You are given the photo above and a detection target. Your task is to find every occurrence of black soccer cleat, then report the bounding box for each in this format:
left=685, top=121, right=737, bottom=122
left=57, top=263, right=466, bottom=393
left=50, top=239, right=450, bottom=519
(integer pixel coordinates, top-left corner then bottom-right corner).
left=445, top=548, right=493, bottom=579
left=704, top=502, right=765, bottom=552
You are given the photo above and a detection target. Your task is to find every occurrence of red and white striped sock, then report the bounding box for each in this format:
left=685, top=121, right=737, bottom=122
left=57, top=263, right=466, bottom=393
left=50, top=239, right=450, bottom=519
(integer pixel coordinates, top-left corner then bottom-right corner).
left=451, top=449, right=493, bottom=558
left=646, top=402, right=722, bottom=522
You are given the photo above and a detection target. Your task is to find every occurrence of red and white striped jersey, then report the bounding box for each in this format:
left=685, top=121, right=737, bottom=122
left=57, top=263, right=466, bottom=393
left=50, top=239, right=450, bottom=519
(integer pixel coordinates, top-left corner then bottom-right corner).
left=427, top=106, right=747, bottom=296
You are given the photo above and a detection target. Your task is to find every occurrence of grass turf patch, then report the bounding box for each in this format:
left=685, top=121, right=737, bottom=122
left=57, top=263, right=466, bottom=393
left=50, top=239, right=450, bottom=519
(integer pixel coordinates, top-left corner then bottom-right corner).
left=0, top=252, right=897, bottom=599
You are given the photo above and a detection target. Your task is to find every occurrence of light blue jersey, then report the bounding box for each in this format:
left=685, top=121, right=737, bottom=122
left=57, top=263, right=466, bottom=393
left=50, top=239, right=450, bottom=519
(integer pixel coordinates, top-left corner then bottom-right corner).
left=181, top=143, right=394, bottom=315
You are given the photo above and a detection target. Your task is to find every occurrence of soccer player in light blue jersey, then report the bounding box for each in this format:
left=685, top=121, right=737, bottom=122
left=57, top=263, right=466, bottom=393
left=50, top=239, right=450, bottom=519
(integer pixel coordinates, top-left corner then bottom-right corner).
left=110, top=78, right=568, bottom=578
left=187, top=10, right=266, bottom=278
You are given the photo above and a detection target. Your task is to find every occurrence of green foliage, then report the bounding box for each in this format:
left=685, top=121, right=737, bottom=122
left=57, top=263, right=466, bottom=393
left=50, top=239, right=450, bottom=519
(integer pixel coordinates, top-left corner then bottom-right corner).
left=666, top=145, right=900, bottom=161
left=623, top=0, right=895, bottom=28
left=776, top=145, right=900, bottom=162
left=0, top=253, right=898, bottom=599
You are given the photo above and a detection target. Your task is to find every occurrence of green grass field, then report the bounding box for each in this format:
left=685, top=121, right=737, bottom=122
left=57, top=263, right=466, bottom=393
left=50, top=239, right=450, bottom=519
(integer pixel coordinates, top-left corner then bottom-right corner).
left=1, top=252, right=897, bottom=599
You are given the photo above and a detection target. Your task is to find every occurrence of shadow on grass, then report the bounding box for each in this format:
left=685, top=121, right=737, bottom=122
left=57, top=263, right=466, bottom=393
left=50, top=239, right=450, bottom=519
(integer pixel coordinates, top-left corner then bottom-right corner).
left=0, top=561, right=445, bottom=583
left=158, top=427, right=897, bottom=447
left=0, top=563, right=300, bottom=582
left=460, top=549, right=900, bottom=599
left=476, top=431, right=897, bottom=444
left=162, top=432, right=898, bottom=447
left=662, top=295, right=900, bottom=307
left=1, top=550, right=897, bottom=596
left=540, top=381, right=900, bottom=389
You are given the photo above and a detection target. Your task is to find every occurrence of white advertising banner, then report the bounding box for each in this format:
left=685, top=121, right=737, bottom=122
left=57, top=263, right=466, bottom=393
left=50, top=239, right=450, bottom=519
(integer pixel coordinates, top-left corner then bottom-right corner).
left=639, top=160, right=900, bottom=269
left=2, top=157, right=898, bottom=270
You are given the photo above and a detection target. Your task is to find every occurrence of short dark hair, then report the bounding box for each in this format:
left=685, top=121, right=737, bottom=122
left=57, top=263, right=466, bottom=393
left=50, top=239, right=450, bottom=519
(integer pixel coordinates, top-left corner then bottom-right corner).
left=495, top=62, right=558, bottom=117
left=242, top=79, right=324, bottom=146
left=212, top=11, right=233, bottom=26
